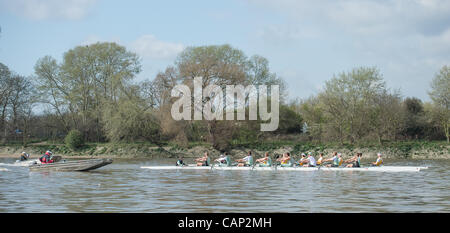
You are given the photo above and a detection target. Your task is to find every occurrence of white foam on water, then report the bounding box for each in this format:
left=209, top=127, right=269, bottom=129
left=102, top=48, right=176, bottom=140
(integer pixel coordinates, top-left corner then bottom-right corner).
left=0, top=159, right=41, bottom=167
left=0, top=167, right=9, bottom=171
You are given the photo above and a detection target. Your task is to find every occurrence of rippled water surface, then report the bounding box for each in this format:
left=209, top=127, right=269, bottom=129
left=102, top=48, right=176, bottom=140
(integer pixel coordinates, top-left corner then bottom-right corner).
left=0, top=158, right=449, bottom=212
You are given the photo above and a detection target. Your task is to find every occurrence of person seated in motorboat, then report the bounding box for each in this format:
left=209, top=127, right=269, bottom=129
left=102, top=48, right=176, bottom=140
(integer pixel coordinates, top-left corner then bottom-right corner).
left=215, top=152, right=232, bottom=167
left=302, top=152, right=317, bottom=167
left=19, top=152, right=30, bottom=161
left=236, top=151, right=254, bottom=167
left=39, top=150, right=55, bottom=164
left=195, top=152, right=211, bottom=166
left=345, top=153, right=362, bottom=168
left=176, top=156, right=186, bottom=166
left=371, top=153, right=383, bottom=166
left=277, top=152, right=294, bottom=167
left=256, top=152, right=272, bottom=167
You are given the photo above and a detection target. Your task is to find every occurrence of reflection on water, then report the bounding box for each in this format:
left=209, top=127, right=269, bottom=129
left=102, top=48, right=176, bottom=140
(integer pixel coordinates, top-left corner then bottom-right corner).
left=0, top=158, right=449, bottom=212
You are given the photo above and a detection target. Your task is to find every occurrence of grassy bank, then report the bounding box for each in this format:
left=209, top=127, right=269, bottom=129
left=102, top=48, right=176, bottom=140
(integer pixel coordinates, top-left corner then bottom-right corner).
left=232, top=140, right=449, bottom=159
left=0, top=140, right=448, bottom=160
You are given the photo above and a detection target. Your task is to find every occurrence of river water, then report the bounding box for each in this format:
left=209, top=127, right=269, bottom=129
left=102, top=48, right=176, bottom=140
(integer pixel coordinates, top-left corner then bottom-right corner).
left=0, top=158, right=449, bottom=212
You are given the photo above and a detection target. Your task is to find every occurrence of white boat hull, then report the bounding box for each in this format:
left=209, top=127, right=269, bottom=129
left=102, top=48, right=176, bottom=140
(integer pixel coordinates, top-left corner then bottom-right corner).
left=141, top=165, right=428, bottom=172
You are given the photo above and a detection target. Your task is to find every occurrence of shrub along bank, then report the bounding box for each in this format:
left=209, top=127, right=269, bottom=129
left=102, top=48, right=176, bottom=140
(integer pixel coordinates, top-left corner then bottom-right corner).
left=0, top=141, right=448, bottom=160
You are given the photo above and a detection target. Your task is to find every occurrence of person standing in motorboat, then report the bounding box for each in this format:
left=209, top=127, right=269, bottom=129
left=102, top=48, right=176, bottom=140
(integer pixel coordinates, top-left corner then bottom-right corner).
left=19, top=152, right=30, bottom=161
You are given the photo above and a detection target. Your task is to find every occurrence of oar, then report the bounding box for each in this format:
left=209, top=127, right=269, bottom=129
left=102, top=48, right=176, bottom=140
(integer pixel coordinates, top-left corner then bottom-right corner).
left=361, top=163, right=377, bottom=167
left=319, top=161, right=333, bottom=167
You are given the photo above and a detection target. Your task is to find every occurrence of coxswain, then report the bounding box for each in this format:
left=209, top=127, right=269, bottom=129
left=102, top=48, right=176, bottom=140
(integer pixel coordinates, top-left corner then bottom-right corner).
left=372, top=153, right=383, bottom=166
left=176, top=156, right=186, bottom=166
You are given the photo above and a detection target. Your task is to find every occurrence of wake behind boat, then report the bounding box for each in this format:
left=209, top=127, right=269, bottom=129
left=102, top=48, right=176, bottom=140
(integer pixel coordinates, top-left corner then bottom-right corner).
left=0, top=159, right=40, bottom=167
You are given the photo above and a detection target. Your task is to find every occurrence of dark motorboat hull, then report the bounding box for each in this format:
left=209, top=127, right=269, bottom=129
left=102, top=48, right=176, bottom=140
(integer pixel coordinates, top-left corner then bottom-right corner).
left=29, top=158, right=113, bottom=172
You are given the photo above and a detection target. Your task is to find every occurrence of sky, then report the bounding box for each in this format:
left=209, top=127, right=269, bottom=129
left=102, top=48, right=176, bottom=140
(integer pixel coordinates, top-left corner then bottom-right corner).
left=0, top=0, right=449, bottom=102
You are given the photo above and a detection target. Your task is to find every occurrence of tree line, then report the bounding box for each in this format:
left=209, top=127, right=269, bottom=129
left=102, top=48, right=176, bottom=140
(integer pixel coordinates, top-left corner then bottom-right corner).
left=291, top=67, right=449, bottom=144
left=0, top=42, right=448, bottom=150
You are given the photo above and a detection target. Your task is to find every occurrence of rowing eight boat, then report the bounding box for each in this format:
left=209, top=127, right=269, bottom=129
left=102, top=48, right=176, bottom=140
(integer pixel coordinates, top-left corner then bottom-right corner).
left=141, top=165, right=428, bottom=172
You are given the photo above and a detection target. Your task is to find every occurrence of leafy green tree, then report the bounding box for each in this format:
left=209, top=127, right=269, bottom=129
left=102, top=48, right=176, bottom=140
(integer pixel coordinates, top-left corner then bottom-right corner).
left=428, top=65, right=450, bottom=143
left=276, top=105, right=303, bottom=134
left=65, top=129, right=85, bottom=150
left=370, top=89, right=405, bottom=143
left=101, top=89, right=160, bottom=142
left=297, top=96, right=328, bottom=142
left=0, top=63, right=12, bottom=137
left=173, top=44, right=284, bottom=149
left=319, top=67, right=386, bottom=144
left=403, top=97, right=425, bottom=139
left=34, top=42, right=141, bottom=141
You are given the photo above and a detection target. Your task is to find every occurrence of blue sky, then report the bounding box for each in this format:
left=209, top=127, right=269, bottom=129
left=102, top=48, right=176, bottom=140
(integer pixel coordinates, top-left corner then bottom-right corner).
left=1, top=0, right=449, bottom=102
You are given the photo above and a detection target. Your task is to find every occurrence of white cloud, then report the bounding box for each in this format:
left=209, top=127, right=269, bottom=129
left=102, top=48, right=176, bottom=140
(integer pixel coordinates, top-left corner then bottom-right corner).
left=0, top=0, right=97, bottom=20
left=246, top=0, right=450, bottom=100
left=248, top=0, right=450, bottom=37
left=129, top=35, right=184, bottom=59
left=78, top=34, right=184, bottom=60
left=80, top=35, right=121, bottom=46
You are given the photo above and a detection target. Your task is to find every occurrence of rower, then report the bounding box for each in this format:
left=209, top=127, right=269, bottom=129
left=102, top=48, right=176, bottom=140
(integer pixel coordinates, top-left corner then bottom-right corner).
left=176, top=156, right=186, bottom=166
left=277, top=152, right=294, bottom=167
left=337, top=153, right=343, bottom=166
left=19, top=152, right=30, bottom=161
left=298, top=153, right=308, bottom=166
left=215, top=152, right=232, bottom=167
left=345, top=153, right=362, bottom=168
left=303, top=152, right=317, bottom=167
left=256, top=152, right=272, bottom=167
left=195, top=152, right=211, bottom=166
left=236, top=151, right=254, bottom=167
left=324, top=152, right=343, bottom=167
left=316, top=153, right=324, bottom=166
left=322, top=152, right=337, bottom=166
left=39, top=150, right=55, bottom=164
left=372, top=153, right=383, bottom=166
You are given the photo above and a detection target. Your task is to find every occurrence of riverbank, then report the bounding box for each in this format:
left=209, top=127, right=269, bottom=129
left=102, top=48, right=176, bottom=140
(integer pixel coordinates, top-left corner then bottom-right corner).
left=0, top=140, right=449, bottom=160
